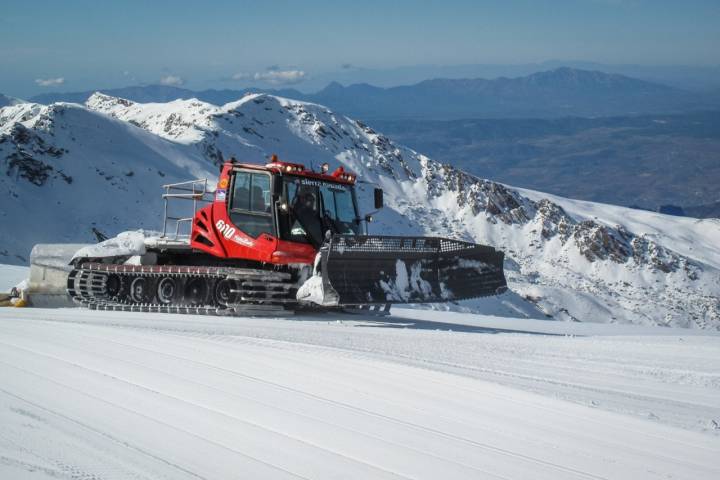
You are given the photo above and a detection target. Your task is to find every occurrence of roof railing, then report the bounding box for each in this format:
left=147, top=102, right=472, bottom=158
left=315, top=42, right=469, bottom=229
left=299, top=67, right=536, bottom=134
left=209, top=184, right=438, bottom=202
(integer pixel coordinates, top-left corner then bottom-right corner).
left=160, top=179, right=213, bottom=240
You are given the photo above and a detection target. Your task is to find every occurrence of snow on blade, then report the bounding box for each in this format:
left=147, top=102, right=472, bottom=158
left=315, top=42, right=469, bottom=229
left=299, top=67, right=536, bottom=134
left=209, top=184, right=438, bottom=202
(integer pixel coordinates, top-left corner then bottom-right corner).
left=378, top=259, right=435, bottom=302
left=380, top=259, right=411, bottom=301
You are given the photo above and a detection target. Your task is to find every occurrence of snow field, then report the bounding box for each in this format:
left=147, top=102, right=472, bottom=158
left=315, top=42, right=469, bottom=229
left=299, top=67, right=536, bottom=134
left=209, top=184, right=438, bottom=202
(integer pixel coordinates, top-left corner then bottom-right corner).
left=0, top=308, right=718, bottom=479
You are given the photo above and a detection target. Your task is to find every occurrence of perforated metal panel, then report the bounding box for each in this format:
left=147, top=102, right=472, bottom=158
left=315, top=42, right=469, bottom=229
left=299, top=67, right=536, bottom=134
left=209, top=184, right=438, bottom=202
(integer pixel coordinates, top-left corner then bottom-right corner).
left=321, top=235, right=507, bottom=305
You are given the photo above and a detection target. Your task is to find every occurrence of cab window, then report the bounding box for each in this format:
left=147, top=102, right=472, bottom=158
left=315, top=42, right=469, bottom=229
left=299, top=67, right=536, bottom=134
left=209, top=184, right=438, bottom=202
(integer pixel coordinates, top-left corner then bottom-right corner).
left=319, top=184, right=360, bottom=235
left=282, top=180, right=323, bottom=245
left=229, top=171, right=274, bottom=238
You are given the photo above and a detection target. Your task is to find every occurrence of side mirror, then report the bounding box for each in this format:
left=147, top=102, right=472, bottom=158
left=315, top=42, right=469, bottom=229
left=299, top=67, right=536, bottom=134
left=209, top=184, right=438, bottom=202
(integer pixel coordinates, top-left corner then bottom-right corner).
left=272, top=174, right=284, bottom=193
left=374, top=188, right=384, bottom=210
left=364, top=214, right=374, bottom=223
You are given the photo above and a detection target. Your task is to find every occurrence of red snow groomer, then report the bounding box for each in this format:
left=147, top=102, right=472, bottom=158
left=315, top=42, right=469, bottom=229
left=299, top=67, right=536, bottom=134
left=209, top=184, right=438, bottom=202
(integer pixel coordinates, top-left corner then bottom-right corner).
left=56, top=157, right=506, bottom=315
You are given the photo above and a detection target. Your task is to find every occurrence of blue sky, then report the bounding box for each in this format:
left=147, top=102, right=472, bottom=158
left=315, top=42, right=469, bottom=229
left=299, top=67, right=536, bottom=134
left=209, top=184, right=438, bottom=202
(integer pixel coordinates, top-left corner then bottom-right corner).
left=1, top=0, right=719, bottom=97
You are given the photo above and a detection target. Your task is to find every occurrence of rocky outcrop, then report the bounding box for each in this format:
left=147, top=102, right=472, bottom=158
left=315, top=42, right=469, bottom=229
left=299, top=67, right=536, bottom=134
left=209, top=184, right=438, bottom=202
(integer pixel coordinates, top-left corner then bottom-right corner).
left=1, top=124, right=70, bottom=186
left=417, top=156, right=698, bottom=278
left=353, top=120, right=417, bottom=180
left=534, top=199, right=573, bottom=241
left=421, top=160, right=531, bottom=223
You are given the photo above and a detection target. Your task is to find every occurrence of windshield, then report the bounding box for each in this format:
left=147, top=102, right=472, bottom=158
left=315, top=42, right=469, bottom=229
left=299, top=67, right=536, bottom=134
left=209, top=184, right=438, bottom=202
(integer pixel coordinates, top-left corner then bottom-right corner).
left=319, top=184, right=358, bottom=233
left=281, top=177, right=360, bottom=245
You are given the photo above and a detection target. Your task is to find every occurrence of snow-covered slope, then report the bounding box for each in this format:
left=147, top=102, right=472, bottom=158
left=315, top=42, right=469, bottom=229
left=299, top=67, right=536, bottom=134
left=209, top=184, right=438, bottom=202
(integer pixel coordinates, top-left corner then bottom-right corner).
left=1, top=307, right=719, bottom=479
left=0, top=101, right=215, bottom=263
left=1, top=93, right=718, bottom=328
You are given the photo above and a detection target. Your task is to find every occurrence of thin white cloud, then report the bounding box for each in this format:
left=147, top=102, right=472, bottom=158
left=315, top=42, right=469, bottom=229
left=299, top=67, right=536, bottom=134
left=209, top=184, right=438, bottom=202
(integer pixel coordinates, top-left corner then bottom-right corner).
left=159, top=75, right=184, bottom=86
left=35, top=77, right=65, bottom=87
left=231, top=69, right=307, bottom=85
left=257, top=69, right=306, bottom=85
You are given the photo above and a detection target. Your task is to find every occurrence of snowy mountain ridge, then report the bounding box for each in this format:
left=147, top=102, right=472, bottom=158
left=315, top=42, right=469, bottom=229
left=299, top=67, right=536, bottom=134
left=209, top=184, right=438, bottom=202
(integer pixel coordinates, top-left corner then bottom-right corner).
left=0, top=100, right=215, bottom=262
left=1, top=92, right=719, bottom=328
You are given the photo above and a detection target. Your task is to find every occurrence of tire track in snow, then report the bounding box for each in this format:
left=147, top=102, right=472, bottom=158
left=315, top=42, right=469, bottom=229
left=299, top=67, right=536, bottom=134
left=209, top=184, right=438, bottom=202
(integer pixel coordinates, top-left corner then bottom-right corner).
left=4, top=316, right=716, bottom=454
left=50, top=329, right=635, bottom=480
left=54, top=308, right=716, bottom=411
left=0, top=337, right=537, bottom=480
left=1, top=324, right=680, bottom=478
left=0, top=339, right=473, bottom=480
left=0, top=324, right=620, bottom=480
left=2, top=314, right=716, bottom=478
left=0, top=388, right=206, bottom=480
left=125, top=327, right=717, bottom=457
left=0, top=359, right=315, bottom=480
left=9, top=318, right=716, bottom=472
left=93, top=326, right=719, bottom=474
left=153, top=316, right=720, bottom=434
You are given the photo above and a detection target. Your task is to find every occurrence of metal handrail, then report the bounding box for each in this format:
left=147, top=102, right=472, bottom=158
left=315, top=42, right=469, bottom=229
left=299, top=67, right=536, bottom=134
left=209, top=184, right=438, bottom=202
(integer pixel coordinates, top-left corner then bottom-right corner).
left=161, top=179, right=214, bottom=239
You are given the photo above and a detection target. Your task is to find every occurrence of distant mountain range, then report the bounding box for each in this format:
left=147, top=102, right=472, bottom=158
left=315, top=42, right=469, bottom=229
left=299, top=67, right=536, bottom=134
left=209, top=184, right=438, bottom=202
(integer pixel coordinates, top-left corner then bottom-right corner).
left=28, top=68, right=719, bottom=120
left=307, top=67, right=714, bottom=119
left=300, top=61, right=720, bottom=93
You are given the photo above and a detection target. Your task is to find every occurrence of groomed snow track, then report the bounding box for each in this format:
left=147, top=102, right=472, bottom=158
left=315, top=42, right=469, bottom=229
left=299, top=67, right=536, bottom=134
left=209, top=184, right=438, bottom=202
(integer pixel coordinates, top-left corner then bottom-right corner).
left=0, top=308, right=718, bottom=479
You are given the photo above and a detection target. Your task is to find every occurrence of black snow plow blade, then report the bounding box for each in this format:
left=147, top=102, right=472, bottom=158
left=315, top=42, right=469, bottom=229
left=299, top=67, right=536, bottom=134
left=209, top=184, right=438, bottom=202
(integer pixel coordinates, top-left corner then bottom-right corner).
left=320, top=235, right=507, bottom=305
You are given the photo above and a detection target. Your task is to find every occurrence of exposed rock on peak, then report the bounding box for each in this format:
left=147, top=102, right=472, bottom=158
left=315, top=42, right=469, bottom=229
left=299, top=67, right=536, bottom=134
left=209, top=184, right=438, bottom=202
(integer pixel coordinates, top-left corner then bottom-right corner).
left=87, top=92, right=136, bottom=110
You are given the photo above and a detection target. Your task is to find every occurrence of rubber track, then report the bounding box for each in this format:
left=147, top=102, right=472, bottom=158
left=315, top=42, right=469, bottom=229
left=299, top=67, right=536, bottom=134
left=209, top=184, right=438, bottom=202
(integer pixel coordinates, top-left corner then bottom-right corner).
left=67, top=263, right=296, bottom=316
